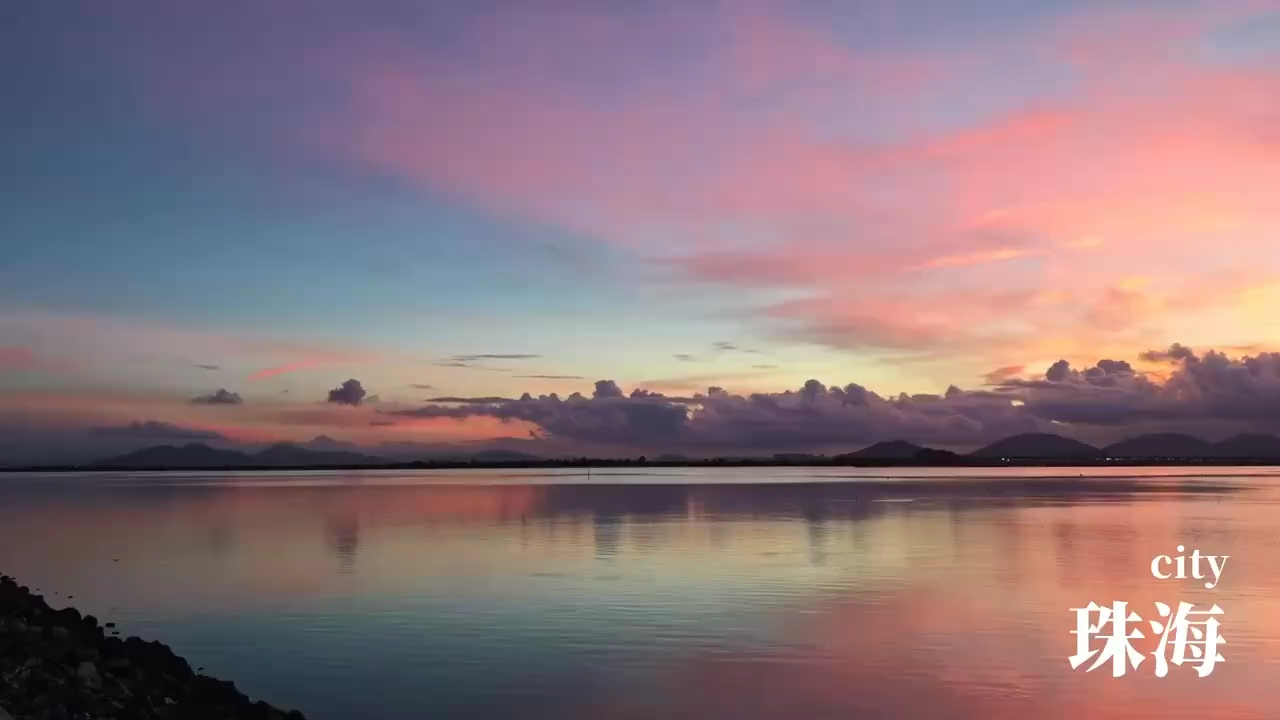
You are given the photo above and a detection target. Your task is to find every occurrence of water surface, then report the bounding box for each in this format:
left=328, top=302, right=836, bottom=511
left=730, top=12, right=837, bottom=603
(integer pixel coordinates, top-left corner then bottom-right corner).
left=2, top=467, right=1277, bottom=719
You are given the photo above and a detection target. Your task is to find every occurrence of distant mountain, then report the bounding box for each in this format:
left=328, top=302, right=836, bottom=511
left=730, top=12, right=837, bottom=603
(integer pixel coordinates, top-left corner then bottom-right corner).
left=970, top=433, right=1100, bottom=459
left=1102, top=433, right=1216, bottom=459
left=773, top=453, right=819, bottom=462
left=1213, top=433, right=1280, bottom=459
left=300, top=435, right=366, bottom=454
left=468, top=449, right=541, bottom=462
left=95, top=443, right=252, bottom=468
left=253, top=443, right=381, bottom=466
left=95, top=442, right=380, bottom=469
left=68, top=430, right=1280, bottom=472
left=843, top=440, right=926, bottom=459
left=913, top=447, right=963, bottom=463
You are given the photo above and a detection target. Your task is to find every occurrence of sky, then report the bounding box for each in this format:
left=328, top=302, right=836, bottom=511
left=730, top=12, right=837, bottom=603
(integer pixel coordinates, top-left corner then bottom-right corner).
left=3, top=0, right=1280, bottom=463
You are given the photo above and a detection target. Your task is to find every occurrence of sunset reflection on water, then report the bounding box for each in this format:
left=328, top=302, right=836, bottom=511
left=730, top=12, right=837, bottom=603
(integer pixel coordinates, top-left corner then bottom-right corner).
left=1, top=467, right=1278, bottom=719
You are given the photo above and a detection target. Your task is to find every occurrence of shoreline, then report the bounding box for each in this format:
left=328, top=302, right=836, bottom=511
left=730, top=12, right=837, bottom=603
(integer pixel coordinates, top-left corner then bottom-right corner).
left=0, top=575, right=305, bottom=720
left=7, top=457, right=1280, bottom=473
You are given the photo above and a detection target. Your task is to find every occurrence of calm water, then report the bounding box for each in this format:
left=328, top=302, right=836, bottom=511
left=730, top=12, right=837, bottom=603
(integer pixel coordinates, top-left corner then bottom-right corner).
left=2, top=467, right=1279, bottom=719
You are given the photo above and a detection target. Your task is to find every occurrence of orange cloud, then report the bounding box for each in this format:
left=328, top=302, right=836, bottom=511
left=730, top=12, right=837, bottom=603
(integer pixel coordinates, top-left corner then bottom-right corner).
left=916, top=247, right=1040, bottom=271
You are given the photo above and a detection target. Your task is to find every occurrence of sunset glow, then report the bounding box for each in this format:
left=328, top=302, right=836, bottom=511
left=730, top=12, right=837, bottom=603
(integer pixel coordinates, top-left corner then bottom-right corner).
left=4, top=1, right=1280, bottom=464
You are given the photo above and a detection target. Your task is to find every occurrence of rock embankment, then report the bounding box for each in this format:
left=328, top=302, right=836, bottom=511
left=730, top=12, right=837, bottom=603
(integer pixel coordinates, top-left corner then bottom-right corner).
left=0, top=575, right=305, bottom=719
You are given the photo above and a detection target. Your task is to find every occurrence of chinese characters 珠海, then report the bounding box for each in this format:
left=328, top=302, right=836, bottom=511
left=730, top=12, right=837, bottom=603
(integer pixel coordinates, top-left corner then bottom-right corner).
left=1068, top=546, right=1228, bottom=678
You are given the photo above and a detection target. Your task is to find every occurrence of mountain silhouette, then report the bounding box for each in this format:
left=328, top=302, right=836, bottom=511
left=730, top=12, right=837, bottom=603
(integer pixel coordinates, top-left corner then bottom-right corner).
left=970, top=433, right=1100, bottom=459
left=468, top=449, right=542, bottom=462
left=254, top=443, right=381, bottom=467
left=1102, top=433, right=1215, bottom=459
left=94, top=442, right=379, bottom=469
left=95, top=443, right=252, bottom=468
left=912, top=447, right=963, bottom=463
left=841, top=440, right=926, bottom=459
left=1213, top=433, right=1280, bottom=458
left=72, top=431, right=1280, bottom=471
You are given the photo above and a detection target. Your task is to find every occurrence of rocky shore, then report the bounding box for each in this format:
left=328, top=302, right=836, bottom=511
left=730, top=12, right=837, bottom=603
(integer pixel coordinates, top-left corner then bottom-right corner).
left=0, top=575, right=306, bottom=720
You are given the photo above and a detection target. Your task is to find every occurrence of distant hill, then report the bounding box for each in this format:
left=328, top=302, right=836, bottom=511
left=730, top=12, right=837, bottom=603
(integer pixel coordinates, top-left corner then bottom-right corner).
left=95, top=443, right=251, bottom=468
left=1100, top=433, right=1280, bottom=460
left=95, top=442, right=380, bottom=469
left=254, top=443, right=381, bottom=467
left=913, top=447, right=962, bottom=463
left=842, top=440, right=926, bottom=459
left=60, top=431, right=1280, bottom=472
left=469, top=449, right=542, bottom=462
left=1212, top=433, right=1280, bottom=458
left=970, top=433, right=1100, bottom=459
left=300, top=435, right=366, bottom=454
left=1102, top=433, right=1216, bottom=459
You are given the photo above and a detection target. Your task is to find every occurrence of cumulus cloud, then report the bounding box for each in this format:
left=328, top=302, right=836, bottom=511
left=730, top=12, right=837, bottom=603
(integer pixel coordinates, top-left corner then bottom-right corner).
left=391, top=379, right=1037, bottom=450
left=327, top=379, right=367, bottom=406
left=92, top=421, right=226, bottom=441
left=991, top=345, right=1280, bottom=430
left=1045, top=359, right=1072, bottom=383
left=191, top=388, right=243, bottom=405
left=385, top=344, right=1280, bottom=450
left=593, top=380, right=624, bottom=399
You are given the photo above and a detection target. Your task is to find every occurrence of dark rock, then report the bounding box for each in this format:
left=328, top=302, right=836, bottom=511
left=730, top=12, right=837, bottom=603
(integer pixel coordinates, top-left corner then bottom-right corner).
left=0, top=573, right=307, bottom=719
left=77, top=661, right=102, bottom=690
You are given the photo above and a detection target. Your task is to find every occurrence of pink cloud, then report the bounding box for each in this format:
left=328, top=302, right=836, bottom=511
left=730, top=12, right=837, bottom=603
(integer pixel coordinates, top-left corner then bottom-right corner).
left=0, top=346, right=40, bottom=371
left=311, top=5, right=954, bottom=248
left=0, top=346, right=75, bottom=372
left=249, top=359, right=325, bottom=381
left=139, top=1, right=1280, bottom=377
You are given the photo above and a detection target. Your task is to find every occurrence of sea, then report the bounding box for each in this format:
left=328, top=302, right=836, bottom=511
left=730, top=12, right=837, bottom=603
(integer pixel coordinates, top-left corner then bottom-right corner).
left=1, top=466, right=1278, bottom=719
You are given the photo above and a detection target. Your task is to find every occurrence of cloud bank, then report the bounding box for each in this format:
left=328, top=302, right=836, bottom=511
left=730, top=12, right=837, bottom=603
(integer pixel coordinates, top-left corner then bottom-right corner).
left=388, top=346, right=1280, bottom=451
